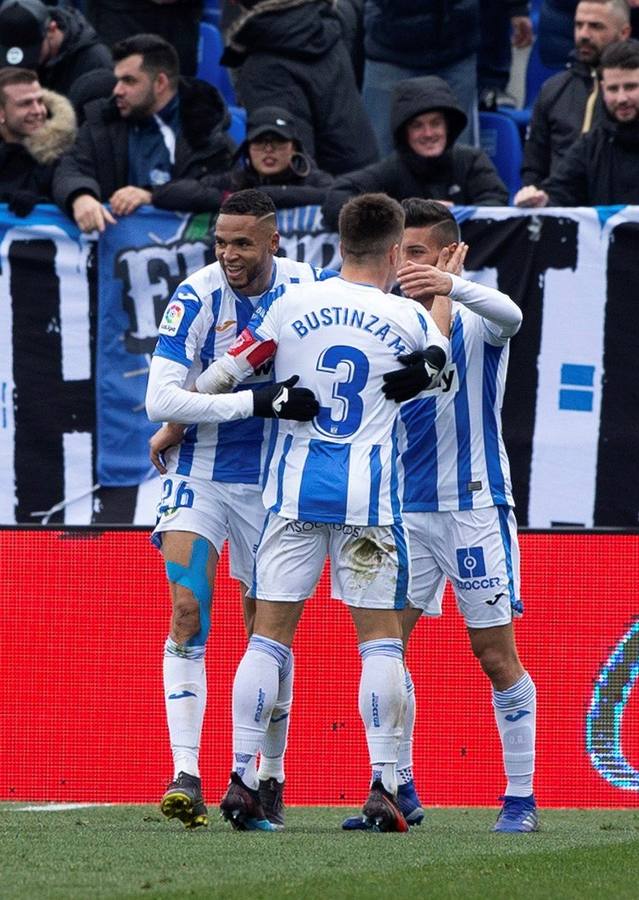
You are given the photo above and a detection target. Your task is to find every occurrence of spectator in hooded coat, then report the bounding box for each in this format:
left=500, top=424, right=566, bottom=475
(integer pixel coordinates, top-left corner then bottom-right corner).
left=221, top=0, right=378, bottom=176
left=322, top=75, right=508, bottom=230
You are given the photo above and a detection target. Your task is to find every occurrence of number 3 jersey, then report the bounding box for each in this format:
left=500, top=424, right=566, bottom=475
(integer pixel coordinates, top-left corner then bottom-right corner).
left=214, top=277, right=449, bottom=526
left=152, top=256, right=323, bottom=484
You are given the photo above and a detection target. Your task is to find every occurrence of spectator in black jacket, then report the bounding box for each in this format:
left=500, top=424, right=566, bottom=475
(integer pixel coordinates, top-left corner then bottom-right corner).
left=322, top=76, right=508, bottom=230
left=85, top=0, right=202, bottom=77
left=518, top=0, right=631, bottom=191
left=0, top=65, right=76, bottom=215
left=162, top=106, right=333, bottom=214
left=221, top=0, right=378, bottom=176
left=53, top=33, right=234, bottom=233
left=515, top=39, right=639, bottom=206
left=0, top=0, right=112, bottom=97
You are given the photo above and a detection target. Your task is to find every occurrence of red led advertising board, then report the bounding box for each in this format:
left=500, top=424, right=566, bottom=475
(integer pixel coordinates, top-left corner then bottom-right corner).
left=1, top=529, right=637, bottom=807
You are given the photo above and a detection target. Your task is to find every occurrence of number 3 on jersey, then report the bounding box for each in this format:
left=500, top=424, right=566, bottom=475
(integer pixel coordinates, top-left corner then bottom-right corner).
left=315, top=345, right=369, bottom=438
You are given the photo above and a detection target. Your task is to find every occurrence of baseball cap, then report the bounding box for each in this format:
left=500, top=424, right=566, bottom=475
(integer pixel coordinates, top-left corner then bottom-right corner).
left=0, top=0, right=50, bottom=69
left=246, top=106, right=296, bottom=143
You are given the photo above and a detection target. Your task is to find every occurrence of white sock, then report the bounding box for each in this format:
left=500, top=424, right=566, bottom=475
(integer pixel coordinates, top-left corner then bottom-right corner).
left=397, top=668, right=415, bottom=784
left=492, top=671, right=536, bottom=797
left=258, top=649, right=293, bottom=784
left=163, top=638, right=207, bottom=779
left=358, top=639, right=405, bottom=796
left=232, top=635, right=290, bottom=790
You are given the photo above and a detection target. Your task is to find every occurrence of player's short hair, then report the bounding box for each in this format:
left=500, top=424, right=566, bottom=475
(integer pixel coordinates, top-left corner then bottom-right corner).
left=339, top=193, right=405, bottom=260
left=112, top=34, right=179, bottom=88
left=219, top=189, right=278, bottom=222
left=600, top=37, right=639, bottom=71
left=401, top=197, right=460, bottom=245
left=0, top=67, right=39, bottom=104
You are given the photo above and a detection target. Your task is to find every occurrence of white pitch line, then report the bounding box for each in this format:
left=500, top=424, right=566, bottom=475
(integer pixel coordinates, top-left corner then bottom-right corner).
left=9, top=803, right=115, bottom=812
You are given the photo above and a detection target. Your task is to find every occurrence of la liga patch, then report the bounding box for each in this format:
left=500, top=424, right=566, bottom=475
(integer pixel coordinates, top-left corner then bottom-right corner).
left=158, top=301, right=185, bottom=336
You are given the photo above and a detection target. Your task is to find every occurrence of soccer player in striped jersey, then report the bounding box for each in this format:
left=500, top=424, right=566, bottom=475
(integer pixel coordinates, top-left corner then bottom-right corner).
left=385, top=198, right=538, bottom=833
left=145, top=190, right=325, bottom=830
left=195, top=193, right=450, bottom=832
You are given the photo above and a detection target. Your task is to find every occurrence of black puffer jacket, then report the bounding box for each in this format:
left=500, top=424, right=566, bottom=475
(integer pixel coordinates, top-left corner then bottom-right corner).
left=521, top=52, right=604, bottom=185
left=544, top=116, right=639, bottom=206
left=365, top=1, right=479, bottom=68
left=322, top=76, right=508, bottom=229
left=365, top=1, right=528, bottom=70
left=222, top=0, right=379, bottom=175
left=53, top=78, right=234, bottom=214
left=40, top=7, right=112, bottom=97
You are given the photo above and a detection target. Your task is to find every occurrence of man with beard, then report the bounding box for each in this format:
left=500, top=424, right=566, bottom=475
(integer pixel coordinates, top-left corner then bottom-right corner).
left=145, top=189, right=329, bottom=831
left=515, top=38, right=639, bottom=205
left=52, top=33, right=234, bottom=232
left=516, top=0, right=631, bottom=192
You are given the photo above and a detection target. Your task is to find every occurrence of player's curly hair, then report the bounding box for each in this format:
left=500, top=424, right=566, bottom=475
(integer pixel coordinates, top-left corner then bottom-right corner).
left=220, top=189, right=277, bottom=223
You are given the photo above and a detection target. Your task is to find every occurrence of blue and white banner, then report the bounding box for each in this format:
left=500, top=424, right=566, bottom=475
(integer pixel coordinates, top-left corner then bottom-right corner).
left=1, top=203, right=638, bottom=527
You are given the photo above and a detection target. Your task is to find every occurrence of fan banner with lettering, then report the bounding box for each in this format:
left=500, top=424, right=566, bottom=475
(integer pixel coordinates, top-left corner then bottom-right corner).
left=1, top=204, right=637, bottom=527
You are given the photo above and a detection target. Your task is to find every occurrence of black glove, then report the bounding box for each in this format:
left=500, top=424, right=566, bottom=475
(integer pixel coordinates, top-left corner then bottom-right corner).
left=252, top=375, right=319, bottom=421
left=382, top=346, right=447, bottom=403
left=8, top=189, right=41, bottom=217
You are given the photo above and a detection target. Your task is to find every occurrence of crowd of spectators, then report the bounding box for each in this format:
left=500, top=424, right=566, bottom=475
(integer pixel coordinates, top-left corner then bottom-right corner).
left=0, top=0, right=637, bottom=227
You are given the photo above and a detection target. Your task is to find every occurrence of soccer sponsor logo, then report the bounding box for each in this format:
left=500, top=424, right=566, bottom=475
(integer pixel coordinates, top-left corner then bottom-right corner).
left=214, top=319, right=236, bottom=333
left=486, top=592, right=505, bottom=606
left=456, top=546, right=487, bottom=579
left=504, top=709, right=531, bottom=722
left=455, top=576, right=501, bottom=592
left=168, top=690, right=196, bottom=700
left=158, top=301, right=185, bottom=337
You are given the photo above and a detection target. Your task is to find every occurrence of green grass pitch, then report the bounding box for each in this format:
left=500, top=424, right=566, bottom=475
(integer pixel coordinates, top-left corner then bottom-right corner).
left=3, top=804, right=639, bottom=899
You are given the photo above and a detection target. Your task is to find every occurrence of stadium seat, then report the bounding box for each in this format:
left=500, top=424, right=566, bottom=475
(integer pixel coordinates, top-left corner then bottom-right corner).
left=197, top=21, right=236, bottom=106
left=498, top=37, right=563, bottom=132
left=202, top=0, right=221, bottom=26
left=228, top=105, right=247, bottom=145
left=479, top=111, right=523, bottom=200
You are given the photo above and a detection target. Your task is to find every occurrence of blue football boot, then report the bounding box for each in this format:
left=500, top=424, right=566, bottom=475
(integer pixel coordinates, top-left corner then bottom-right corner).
left=493, top=794, right=539, bottom=833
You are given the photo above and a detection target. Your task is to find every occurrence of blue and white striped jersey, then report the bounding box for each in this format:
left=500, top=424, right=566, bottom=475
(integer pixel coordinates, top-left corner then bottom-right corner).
left=152, top=256, right=322, bottom=483
left=240, top=277, right=449, bottom=525
left=398, top=295, right=516, bottom=512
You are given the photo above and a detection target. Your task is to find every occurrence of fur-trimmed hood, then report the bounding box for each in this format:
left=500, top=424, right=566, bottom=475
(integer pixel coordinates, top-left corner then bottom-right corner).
left=223, top=0, right=339, bottom=64
left=24, top=89, right=77, bottom=165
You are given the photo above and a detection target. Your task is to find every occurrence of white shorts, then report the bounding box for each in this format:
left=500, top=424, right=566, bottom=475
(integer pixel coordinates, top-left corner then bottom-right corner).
left=254, top=513, right=411, bottom=609
left=403, top=506, right=522, bottom=629
left=152, top=475, right=266, bottom=588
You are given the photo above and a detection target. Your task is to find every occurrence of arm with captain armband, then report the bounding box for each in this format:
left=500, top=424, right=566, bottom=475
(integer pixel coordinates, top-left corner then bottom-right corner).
left=194, top=326, right=319, bottom=420
left=146, top=354, right=318, bottom=425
